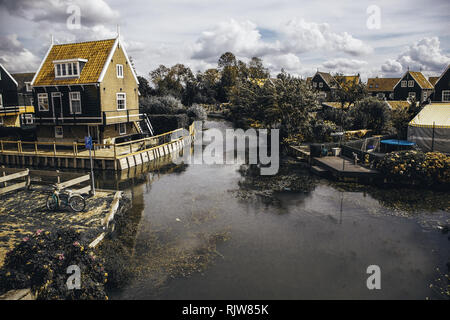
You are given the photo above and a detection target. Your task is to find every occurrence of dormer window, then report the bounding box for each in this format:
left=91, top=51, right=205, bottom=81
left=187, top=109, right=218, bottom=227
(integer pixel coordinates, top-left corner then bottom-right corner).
left=53, top=58, right=87, bottom=79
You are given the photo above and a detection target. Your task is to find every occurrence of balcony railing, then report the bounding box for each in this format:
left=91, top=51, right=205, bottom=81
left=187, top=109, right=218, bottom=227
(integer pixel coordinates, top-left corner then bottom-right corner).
left=34, top=109, right=142, bottom=125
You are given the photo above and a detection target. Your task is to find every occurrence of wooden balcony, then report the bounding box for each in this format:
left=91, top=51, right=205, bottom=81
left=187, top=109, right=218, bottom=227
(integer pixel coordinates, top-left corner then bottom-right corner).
left=33, top=108, right=142, bottom=125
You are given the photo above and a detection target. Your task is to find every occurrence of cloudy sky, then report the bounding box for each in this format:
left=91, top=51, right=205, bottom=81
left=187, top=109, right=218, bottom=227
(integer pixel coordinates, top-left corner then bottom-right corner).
left=0, top=0, right=449, bottom=81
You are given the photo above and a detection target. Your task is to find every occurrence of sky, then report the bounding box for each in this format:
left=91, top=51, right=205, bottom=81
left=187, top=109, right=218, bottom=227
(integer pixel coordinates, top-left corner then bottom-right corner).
left=0, top=0, right=449, bottom=82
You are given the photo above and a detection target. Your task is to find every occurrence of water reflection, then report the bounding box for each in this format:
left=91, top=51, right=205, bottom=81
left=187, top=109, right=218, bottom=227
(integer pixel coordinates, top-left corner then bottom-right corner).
left=97, top=119, right=448, bottom=300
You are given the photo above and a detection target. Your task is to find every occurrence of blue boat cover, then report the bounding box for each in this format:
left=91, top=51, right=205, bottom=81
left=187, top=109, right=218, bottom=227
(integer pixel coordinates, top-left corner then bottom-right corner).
left=380, top=139, right=416, bottom=146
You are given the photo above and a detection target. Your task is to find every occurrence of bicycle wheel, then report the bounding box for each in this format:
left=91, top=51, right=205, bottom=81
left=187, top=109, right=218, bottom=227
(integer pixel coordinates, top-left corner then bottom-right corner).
left=69, top=195, right=86, bottom=212
left=46, top=194, right=58, bottom=211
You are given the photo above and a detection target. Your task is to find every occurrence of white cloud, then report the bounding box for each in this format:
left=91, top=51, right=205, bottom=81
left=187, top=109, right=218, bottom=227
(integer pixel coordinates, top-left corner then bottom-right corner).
left=280, top=19, right=372, bottom=56
left=385, top=37, right=450, bottom=74
left=1, top=0, right=119, bottom=26
left=0, top=34, right=40, bottom=72
left=191, top=19, right=271, bottom=60
left=381, top=59, right=403, bottom=74
left=191, top=18, right=371, bottom=63
left=321, top=58, right=368, bottom=71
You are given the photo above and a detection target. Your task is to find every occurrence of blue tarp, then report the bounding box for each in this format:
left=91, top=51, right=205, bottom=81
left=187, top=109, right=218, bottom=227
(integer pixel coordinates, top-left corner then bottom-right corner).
left=380, top=139, right=416, bottom=146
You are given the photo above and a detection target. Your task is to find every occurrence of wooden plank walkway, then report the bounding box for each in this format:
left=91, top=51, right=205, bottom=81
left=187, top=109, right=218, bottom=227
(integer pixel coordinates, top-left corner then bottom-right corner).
left=313, top=156, right=379, bottom=178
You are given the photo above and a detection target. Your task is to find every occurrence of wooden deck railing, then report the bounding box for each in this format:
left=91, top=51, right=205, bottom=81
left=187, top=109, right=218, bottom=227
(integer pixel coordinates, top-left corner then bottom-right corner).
left=0, top=122, right=196, bottom=162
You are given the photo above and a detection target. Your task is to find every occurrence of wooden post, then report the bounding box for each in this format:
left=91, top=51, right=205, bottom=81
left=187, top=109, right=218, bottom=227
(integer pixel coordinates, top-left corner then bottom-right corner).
left=0, top=140, right=3, bottom=153
left=56, top=170, right=61, bottom=184
left=53, top=141, right=56, bottom=156
left=2, top=169, right=6, bottom=188
left=73, top=142, right=77, bottom=156
left=35, top=142, right=38, bottom=154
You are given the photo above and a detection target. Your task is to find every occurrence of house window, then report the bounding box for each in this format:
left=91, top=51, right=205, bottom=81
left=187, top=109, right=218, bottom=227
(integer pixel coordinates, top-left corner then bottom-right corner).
left=119, top=123, right=126, bottom=135
left=24, top=114, right=34, bottom=125
left=319, top=82, right=323, bottom=88
left=116, top=93, right=126, bottom=110
left=116, top=64, right=124, bottom=78
left=318, top=92, right=327, bottom=99
left=312, top=82, right=317, bottom=88
left=401, top=81, right=407, bottom=87
left=375, top=84, right=379, bottom=88
left=408, top=80, right=414, bottom=87
left=442, top=90, right=450, bottom=102
left=25, top=82, right=32, bottom=92
left=0, top=93, right=3, bottom=108
left=408, top=92, right=416, bottom=99
left=55, top=126, right=63, bottom=138
left=423, top=91, right=428, bottom=101
left=389, top=93, right=394, bottom=99
left=38, top=93, right=49, bottom=111
left=54, top=62, right=80, bottom=78
left=369, top=84, right=373, bottom=88
left=69, top=92, right=82, bottom=114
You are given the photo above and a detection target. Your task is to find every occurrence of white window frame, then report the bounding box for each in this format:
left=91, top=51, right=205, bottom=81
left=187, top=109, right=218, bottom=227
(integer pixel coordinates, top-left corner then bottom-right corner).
left=69, top=92, right=82, bottom=114
left=442, top=90, right=450, bottom=102
left=38, top=93, right=49, bottom=111
left=25, top=82, right=32, bottom=92
left=319, top=82, right=323, bottom=88
left=119, top=123, right=126, bottom=135
left=408, top=80, right=414, bottom=87
left=401, top=80, right=407, bottom=87
left=55, top=126, right=63, bottom=138
left=116, top=64, right=124, bottom=78
left=24, top=114, right=34, bottom=125
left=116, top=93, right=126, bottom=110
left=423, top=91, right=428, bottom=101
left=313, top=82, right=317, bottom=88
left=408, top=92, right=416, bottom=99
left=0, top=93, right=3, bottom=108
left=54, top=62, right=81, bottom=78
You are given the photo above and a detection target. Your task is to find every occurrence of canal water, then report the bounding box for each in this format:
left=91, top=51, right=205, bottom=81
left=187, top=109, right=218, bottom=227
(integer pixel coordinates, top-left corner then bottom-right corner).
left=101, top=119, right=449, bottom=300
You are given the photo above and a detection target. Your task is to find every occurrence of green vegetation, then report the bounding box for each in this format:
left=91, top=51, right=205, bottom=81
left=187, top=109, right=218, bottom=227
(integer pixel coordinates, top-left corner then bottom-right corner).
left=377, top=150, right=450, bottom=187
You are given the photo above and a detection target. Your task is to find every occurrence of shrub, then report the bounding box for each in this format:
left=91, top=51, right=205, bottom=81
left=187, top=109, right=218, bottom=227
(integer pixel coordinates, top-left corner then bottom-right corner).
left=187, top=104, right=207, bottom=121
left=140, top=95, right=185, bottom=115
left=0, top=228, right=108, bottom=300
left=349, top=97, right=392, bottom=134
left=147, top=114, right=189, bottom=134
left=376, top=150, right=450, bottom=187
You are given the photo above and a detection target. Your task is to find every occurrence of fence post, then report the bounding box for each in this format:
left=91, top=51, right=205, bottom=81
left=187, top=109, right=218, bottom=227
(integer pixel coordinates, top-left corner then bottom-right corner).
left=35, top=142, right=38, bottom=154
left=431, top=121, right=435, bottom=152
left=56, top=170, right=61, bottom=184
left=53, top=141, right=56, bottom=156
left=0, top=140, right=3, bottom=153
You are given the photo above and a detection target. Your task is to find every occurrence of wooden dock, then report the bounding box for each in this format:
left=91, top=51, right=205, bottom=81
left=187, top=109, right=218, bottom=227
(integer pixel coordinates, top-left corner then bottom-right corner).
left=0, top=123, right=197, bottom=171
left=313, top=156, right=379, bottom=180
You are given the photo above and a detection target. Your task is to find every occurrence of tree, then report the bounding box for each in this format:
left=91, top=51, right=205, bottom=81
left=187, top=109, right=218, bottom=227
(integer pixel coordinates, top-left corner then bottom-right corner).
left=229, top=73, right=318, bottom=142
left=349, top=97, right=392, bottom=134
left=248, top=57, right=270, bottom=79
left=137, top=76, right=153, bottom=97
left=333, top=74, right=368, bottom=106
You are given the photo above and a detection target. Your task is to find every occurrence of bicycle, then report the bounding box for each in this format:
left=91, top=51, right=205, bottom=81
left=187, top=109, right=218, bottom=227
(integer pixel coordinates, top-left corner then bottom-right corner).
left=46, top=184, right=86, bottom=212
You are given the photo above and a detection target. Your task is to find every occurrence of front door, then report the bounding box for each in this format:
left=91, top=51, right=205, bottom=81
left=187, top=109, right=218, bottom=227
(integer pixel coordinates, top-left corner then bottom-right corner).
left=51, top=92, right=62, bottom=123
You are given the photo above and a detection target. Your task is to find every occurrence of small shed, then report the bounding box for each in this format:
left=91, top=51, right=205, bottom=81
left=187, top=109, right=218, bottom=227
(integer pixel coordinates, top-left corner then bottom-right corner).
left=407, top=103, right=450, bottom=153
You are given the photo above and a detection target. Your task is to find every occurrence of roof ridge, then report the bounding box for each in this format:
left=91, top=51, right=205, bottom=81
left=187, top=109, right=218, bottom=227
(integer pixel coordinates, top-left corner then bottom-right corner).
left=53, top=38, right=117, bottom=46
